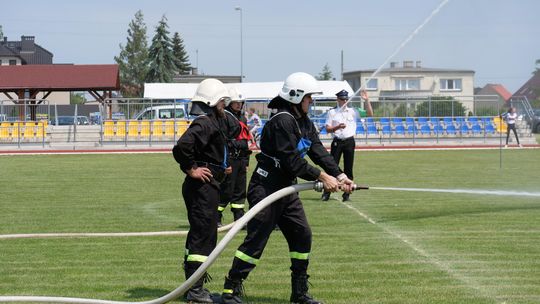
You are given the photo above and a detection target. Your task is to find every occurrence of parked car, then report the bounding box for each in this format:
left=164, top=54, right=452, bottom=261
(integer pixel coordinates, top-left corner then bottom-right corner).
left=133, top=104, right=189, bottom=120
left=55, top=116, right=90, bottom=126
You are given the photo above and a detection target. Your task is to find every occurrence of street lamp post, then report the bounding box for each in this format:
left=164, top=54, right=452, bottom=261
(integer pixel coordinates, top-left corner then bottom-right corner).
left=235, top=6, right=243, bottom=82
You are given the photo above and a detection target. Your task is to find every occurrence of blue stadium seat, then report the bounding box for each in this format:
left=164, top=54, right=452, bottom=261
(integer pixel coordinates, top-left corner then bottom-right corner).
left=485, top=124, right=495, bottom=134
left=382, top=125, right=392, bottom=135
left=405, top=117, right=415, bottom=126
left=472, top=124, right=482, bottom=134
left=433, top=124, right=444, bottom=135
left=367, top=125, right=378, bottom=135
left=468, top=116, right=479, bottom=125
left=379, top=117, right=390, bottom=125
left=443, top=117, right=453, bottom=125
left=406, top=125, right=418, bottom=135
left=392, top=117, right=403, bottom=126
left=418, top=117, right=428, bottom=125
left=395, top=125, right=405, bottom=135
left=420, top=124, right=431, bottom=135
left=319, top=126, right=327, bottom=135
left=365, top=117, right=374, bottom=124
left=356, top=124, right=365, bottom=135
left=446, top=125, right=456, bottom=135
left=461, top=124, right=470, bottom=134
left=455, top=117, right=465, bottom=126
left=429, top=117, right=439, bottom=125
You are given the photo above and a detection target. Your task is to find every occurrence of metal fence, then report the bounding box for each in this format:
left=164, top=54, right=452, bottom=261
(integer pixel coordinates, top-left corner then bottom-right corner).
left=1, top=94, right=533, bottom=147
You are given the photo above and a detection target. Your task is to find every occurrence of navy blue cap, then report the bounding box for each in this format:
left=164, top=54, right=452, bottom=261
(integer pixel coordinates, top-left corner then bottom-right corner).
left=336, top=89, right=349, bottom=99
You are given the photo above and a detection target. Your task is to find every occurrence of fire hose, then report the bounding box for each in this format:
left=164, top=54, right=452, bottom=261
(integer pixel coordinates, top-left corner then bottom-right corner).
left=0, top=181, right=367, bottom=304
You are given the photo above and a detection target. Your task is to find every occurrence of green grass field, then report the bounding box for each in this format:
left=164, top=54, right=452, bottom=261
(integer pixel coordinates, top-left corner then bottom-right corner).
left=1, top=149, right=539, bottom=304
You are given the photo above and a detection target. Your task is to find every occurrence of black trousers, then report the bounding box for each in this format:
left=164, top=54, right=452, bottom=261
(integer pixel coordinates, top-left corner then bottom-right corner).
left=506, top=123, right=520, bottom=145
left=330, top=137, right=355, bottom=179
left=227, top=173, right=312, bottom=280
left=219, top=157, right=248, bottom=211
left=182, top=176, right=219, bottom=267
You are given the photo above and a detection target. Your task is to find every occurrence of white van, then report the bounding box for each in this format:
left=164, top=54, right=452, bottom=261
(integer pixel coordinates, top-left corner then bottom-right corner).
left=133, top=105, right=189, bottom=120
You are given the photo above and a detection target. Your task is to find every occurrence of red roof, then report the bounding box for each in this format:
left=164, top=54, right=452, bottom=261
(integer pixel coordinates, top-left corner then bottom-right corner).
left=490, top=84, right=512, bottom=102
left=0, top=64, right=119, bottom=91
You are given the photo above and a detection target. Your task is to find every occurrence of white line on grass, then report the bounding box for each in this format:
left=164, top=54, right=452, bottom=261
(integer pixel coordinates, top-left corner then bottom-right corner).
left=340, top=199, right=506, bottom=304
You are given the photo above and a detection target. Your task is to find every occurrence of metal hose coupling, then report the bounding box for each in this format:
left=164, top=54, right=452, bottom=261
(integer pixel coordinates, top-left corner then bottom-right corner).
left=313, top=182, right=369, bottom=192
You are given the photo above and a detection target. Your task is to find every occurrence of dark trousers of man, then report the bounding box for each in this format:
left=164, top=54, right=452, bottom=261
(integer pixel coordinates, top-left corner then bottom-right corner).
left=227, top=175, right=312, bottom=281
left=182, top=176, right=219, bottom=281
left=330, top=136, right=355, bottom=179
left=219, top=157, right=248, bottom=220
left=506, top=123, right=520, bottom=145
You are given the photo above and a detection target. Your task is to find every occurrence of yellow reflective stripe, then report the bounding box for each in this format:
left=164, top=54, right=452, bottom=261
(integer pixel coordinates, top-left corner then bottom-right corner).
left=186, top=254, right=208, bottom=262
left=231, top=203, right=244, bottom=209
left=223, top=289, right=233, bottom=294
left=290, top=251, right=310, bottom=260
left=235, top=250, right=259, bottom=265
left=218, top=206, right=225, bottom=212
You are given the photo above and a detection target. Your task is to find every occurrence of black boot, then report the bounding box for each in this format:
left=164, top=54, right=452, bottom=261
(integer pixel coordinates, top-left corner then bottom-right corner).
left=217, top=211, right=223, bottom=228
left=184, top=263, right=213, bottom=303
left=321, top=192, right=330, bottom=201
left=232, top=209, right=244, bottom=221
left=221, top=276, right=244, bottom=304
left=342, top=193, right=350, bottom=202
left=232, top=209, right=246, bottom=230
left=290, top=273, right=323, bottom=304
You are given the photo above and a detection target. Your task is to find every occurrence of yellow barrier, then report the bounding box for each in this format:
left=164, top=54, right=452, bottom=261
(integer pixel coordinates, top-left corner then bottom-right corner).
left=116, top=121, right=126, bottom=136
left=128, top=120, right=139, bottom=137
left=176, top=120, right=190, bottom=136
left=0, top=122, right=10, bottom=139
left=152, top=120, right=163, bottom=137
left=493, top=117, right=507, bottom=133
left=140, top=120, right=150, bottom=137
left=164, top=121, right=175, bottom=137
left=24, top=122, right=36, bottom=138
left=104, top=121, right=115, bottom=137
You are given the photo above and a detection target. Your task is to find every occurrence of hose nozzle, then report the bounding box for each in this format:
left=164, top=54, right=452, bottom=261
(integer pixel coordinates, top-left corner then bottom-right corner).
left=313, top=182, right=369, bottom=192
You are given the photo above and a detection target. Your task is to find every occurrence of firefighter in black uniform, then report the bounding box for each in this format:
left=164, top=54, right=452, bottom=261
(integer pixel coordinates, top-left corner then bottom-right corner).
left=221, top=72, right=355, bottom=304
left=172, top=78, right=232, bottom=303
left=218, top=87, right=252, bottom=227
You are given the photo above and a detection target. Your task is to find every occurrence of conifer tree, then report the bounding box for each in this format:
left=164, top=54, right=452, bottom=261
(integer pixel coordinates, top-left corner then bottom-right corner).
left=146, top=15, right=176, bottom=83
left=172, top=32, right=191, bottom=75
left=114, top=10, right=149, bottom=97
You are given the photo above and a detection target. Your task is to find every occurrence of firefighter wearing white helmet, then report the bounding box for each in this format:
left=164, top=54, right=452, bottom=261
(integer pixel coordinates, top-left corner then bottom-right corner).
left=221, top=73, right=355, bottom=304
left=218, top=87, right=252, bottom=227
left=172, top=78, right=232, bottom=303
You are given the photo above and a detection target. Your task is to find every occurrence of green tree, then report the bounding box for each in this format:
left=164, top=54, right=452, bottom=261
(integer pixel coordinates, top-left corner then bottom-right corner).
left=0, top=25, right=3, bottom=40
left=146, top=15, right=176, bottom=83
left=114, top=10, right=149, bottom=98
left=171, top=32, right=191, bottom=75
left=316, top=63, right=333, bottom=80
left=416, top=97, right=466, bottom=117
left=70, top=92, right=86, bottom=105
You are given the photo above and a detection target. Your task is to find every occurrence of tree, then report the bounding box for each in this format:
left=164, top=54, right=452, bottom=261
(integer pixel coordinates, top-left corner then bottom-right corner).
left=0, top=25, right=3, bottom=40
left=316, top=63, right=333, bottom=80
left=171, top=32, right=191, bottom=75
left=114, top=10, right=149, bottom=98
left=535, top=59, right=540, bottom=75
left=416, top=97, right=466, bottom=117
left=146, top=15, right=177, bottom=83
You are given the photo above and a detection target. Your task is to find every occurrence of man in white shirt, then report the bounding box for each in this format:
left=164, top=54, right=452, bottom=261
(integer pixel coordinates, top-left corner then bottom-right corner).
left=322, top=89, right=372, bottom=201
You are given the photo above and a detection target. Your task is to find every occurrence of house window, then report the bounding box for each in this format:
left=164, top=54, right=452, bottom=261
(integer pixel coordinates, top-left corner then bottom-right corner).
left=365, top=78, right=378, bottom=91
left=9, top=60, right=17, bottom=65
left=440, top=79, right=462, bottom=91
left=395, top=79, right=420, bottom=91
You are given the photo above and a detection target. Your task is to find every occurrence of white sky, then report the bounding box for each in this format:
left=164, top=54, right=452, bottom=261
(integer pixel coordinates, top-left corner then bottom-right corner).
left=3, top=0, right=539, bottom=93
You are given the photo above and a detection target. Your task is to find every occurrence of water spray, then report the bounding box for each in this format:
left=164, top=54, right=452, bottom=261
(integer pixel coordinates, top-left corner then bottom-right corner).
left=370, top=186, right=540, bottom=198
left=0, top=182, right=366, bottom=304
left=342, top=0, right=451, bottom=109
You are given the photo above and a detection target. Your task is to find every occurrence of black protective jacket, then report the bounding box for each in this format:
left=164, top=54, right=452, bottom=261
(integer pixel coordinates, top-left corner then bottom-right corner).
left=172, top=112, right=228, bottom=173
left=224, top=107, right=251, bottom=159
left=256, top=97, right=342, bottom=182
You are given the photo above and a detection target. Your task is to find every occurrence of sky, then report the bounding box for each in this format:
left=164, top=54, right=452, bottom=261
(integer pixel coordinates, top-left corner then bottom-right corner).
left=3, top=0, right=539, bottom=93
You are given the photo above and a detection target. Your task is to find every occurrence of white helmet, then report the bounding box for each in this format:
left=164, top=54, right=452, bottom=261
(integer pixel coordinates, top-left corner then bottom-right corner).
left=191, top=79, right=230, bottom=107
left=278, top=72, right=322, bottom=104
left=226, top=87, right=245, bottom=106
